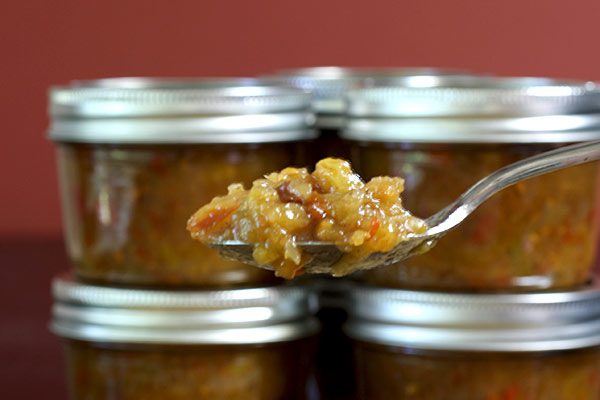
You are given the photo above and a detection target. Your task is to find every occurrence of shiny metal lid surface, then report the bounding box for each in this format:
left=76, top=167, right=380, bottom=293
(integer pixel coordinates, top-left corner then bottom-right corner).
left=48, top=77, right=315, bottom=144
left=345, top=282, right=600, bottom=352
left=344, top=77, right=600, bottom=143
left=51, top=276, right=318, bottom=345
left=268, top=67, right=476, bottom=128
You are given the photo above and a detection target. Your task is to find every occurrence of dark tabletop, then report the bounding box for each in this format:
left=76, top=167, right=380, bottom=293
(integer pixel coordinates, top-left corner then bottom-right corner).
left=1, top=237, right=68, bottom=399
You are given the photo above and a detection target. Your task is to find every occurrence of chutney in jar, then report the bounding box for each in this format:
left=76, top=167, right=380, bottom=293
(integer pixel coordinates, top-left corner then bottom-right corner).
left=65, top=340, right=315, bottom=400
left=49, top=78, right=314, bottom=287
left=58, top=142, right=309, bottom=287
left=353, top=143, right=599, bottom=291
left=354, top=342, right=600, bottom=400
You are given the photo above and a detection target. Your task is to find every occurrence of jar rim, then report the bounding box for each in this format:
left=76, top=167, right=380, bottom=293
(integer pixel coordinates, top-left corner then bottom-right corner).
left=265, top=67, right=480, bottom=126
left=51, top=275, right=318, bottom=345
left=49, top=78, right=311, bottom=117
left=341, top=114, right=600, bottom=143
left=347, top=79, right=599, bottom=117
left=344, top=280, right=600, bottom=352
left=48, top=78, right=316, bottom=143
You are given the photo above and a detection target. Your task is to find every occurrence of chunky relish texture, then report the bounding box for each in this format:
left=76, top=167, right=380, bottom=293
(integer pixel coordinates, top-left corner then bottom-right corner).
left=187, top=158, right=427, bottom=279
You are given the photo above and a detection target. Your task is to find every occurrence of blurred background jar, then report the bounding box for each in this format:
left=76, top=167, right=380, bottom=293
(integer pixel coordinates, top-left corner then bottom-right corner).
left=344, top=77, right=600, bottom=291
left=346, top=283, right=600, bottom=400
left=267, top=67, right=477, bottom=160
left=48, top=78, right=315, bottom=288
left=51, top=276, right=319, bottom=400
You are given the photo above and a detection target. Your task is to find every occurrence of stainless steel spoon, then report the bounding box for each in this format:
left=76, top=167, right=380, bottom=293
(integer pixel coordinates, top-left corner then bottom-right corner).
left=212, top=140, right=600, bottom=276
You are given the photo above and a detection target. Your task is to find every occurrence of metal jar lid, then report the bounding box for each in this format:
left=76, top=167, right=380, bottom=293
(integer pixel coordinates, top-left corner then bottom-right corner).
left=51, top=276, right=318, bottom=345
left=345, top=282, right=600, bottom=352
left=48, top=77, right=316, bottom=144
left=343, top=77, right=600, bottom=143
left=267, top=67, right=475, bottom=128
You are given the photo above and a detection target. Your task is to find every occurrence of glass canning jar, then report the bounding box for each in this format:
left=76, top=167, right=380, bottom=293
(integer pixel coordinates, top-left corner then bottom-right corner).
left=344, top=77, right=600, bottom=291
left=267, top=67, right=477, bottom=160
left=48, top=78, right=315, bottom=287
left=345, top=283, right=600, bottom=400
left=51, top=276, right=319, bottom=400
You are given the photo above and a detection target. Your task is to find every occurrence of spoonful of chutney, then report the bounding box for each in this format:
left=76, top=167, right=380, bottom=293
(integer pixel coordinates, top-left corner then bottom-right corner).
left=187, top=141, right=600, bottom=279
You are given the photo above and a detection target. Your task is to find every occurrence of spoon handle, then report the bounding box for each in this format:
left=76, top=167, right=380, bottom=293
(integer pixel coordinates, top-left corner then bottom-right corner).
left=428, top=140, right=600, bottom=234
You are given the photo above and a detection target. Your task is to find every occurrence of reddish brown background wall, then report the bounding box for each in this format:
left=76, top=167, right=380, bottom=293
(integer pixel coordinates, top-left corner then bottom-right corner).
left=3, top=0, right=600, bottom=236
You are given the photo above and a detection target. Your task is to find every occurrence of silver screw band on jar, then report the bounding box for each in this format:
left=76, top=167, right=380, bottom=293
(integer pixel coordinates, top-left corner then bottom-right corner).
left=266, top=67, right=478, bottom=129
left=48, top=78, right=317, bottom=144
left=344, top=281, right=600, bottom=352
left=343, top=77, right=600, bottom=143
left=51, top=276, right=319, bottom=345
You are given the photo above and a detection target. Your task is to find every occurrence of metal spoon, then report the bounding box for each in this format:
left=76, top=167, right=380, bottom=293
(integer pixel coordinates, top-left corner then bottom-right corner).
left=212, top=140, right=600, bottom=276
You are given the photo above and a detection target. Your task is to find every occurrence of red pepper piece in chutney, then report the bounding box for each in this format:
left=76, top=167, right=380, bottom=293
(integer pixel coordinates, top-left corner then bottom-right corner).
left=276, top=181, right=304, bottom=204
left=305, top=194, right=329, bottom=222
left=369, top=217, right=381, bottom=238
left=277, top=179, right=330, bottom=223
left=187, top=184, right=246, bottom=239
left=485, top=384, right=521, bottom=400
left=188, top=206, right=238, bottom=233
